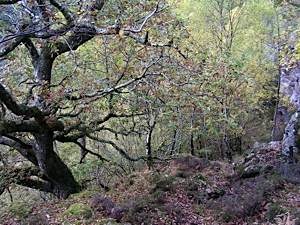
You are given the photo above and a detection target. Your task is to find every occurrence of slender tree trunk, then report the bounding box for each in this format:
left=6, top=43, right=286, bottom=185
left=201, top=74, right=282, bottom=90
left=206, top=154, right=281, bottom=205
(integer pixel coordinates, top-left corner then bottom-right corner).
left=190, top=132, right=195, bottom=156
left=223, top=135, right=232, bottom=161
left=190, top=107, right=196, bottom=156
left=272, top=66, right=282, bottom=141
left=169, top=107, right=181, bottom=155
left=170, top=129, right=177, bottom=156
left=146, top=113, right=156, bottom=169
left=272, top=11, right=283, bottom=141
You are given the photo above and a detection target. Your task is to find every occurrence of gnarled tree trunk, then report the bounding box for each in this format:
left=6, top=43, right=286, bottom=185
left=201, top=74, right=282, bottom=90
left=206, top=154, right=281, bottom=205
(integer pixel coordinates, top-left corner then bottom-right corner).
left=25, top=46, right=80, bottom=198
left=33, top=132, right=80, bottom=198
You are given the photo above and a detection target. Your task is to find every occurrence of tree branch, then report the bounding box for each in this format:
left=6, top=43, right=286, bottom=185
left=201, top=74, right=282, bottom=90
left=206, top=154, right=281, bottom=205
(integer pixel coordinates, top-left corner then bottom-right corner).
left=0, top=0, right=20, bottom=4
left=66, top=56, right=162, bottom=101
left=0, top=135, right=38, bottom=165
left=0, top=119, right=43, bottom=134
left=124, top=3, right=160, bottom=33
left=16, top=177, right=53, bottom=193
left=87, top=134, right=145, bottom=161
left=0, top=83, right=47, bottom=118
left=0, top=166, right=53, bottom=194
left=74, top=141, right=109, bottom=163
left=91, top=112, right=144, bottom=127
left=49, top=0, right=74, bottom=24
left=22, top=38, right=39, bottom=65
left=0, top=37, right=23, bottom=58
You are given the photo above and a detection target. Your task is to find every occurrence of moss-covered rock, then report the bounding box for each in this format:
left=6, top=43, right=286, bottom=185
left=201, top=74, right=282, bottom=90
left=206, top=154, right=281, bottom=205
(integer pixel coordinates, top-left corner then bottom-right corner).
left=64, top=203, right=92, bottom=219
left=9, top=201, right=32, bottom=219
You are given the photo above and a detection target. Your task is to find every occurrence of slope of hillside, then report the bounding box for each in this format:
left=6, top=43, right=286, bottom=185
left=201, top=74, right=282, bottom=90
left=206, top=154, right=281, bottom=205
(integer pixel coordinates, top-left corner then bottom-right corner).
left=1, top=143, right=300, bottom=225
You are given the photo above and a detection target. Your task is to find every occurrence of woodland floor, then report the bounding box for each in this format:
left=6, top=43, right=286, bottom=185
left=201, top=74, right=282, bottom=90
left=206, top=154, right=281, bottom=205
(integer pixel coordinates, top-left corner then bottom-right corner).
left=1, top=144, right=300, bottom=225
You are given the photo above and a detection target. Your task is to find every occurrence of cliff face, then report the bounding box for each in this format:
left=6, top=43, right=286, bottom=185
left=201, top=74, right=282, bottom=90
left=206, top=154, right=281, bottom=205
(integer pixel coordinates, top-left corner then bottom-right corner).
left=278, top=62, right=300, bottom=157
left=276, top=48, right=300, bottom=157
left=281, top=63, right=300, bottom=109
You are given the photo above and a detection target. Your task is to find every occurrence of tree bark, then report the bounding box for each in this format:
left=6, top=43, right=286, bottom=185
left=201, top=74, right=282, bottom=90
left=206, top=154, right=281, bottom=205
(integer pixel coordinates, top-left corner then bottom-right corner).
left=26, top=46, right=80, bottom=198
left=33, top=132, right=80, bottom=198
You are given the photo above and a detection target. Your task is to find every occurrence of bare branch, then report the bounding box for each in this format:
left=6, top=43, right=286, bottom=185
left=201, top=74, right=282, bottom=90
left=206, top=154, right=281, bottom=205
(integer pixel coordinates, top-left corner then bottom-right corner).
left=0, top=37, right=23, bottom=58
left=0, top=0, right=20, bottom=4
left=124, top=3, right=160, bottom=33
left=49, top=0, right=74, bottom=24
left=87, top=134, right=145, bottom=162
left=74, top=141, right=109, bottom=163
left=66, top=56, right=162, bottom=101
left=97, top=126, right=143, bottom=137
left=52, top=23, right=119, bottom=57
left=91, top=112, right=145, bottom=127
left=0, top=136, right=38, bottom=165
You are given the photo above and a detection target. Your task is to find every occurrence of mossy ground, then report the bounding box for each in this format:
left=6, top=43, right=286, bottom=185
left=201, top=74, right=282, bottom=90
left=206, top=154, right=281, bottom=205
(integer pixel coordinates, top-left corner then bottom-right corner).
left=8, top=201, right=32, bottom=219
left=63, top=203, right=93, bottom=219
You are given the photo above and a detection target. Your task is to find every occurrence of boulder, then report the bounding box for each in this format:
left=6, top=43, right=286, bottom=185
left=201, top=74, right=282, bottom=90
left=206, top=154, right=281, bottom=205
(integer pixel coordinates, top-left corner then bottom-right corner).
left=236, top=141, right=282, bottom=178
